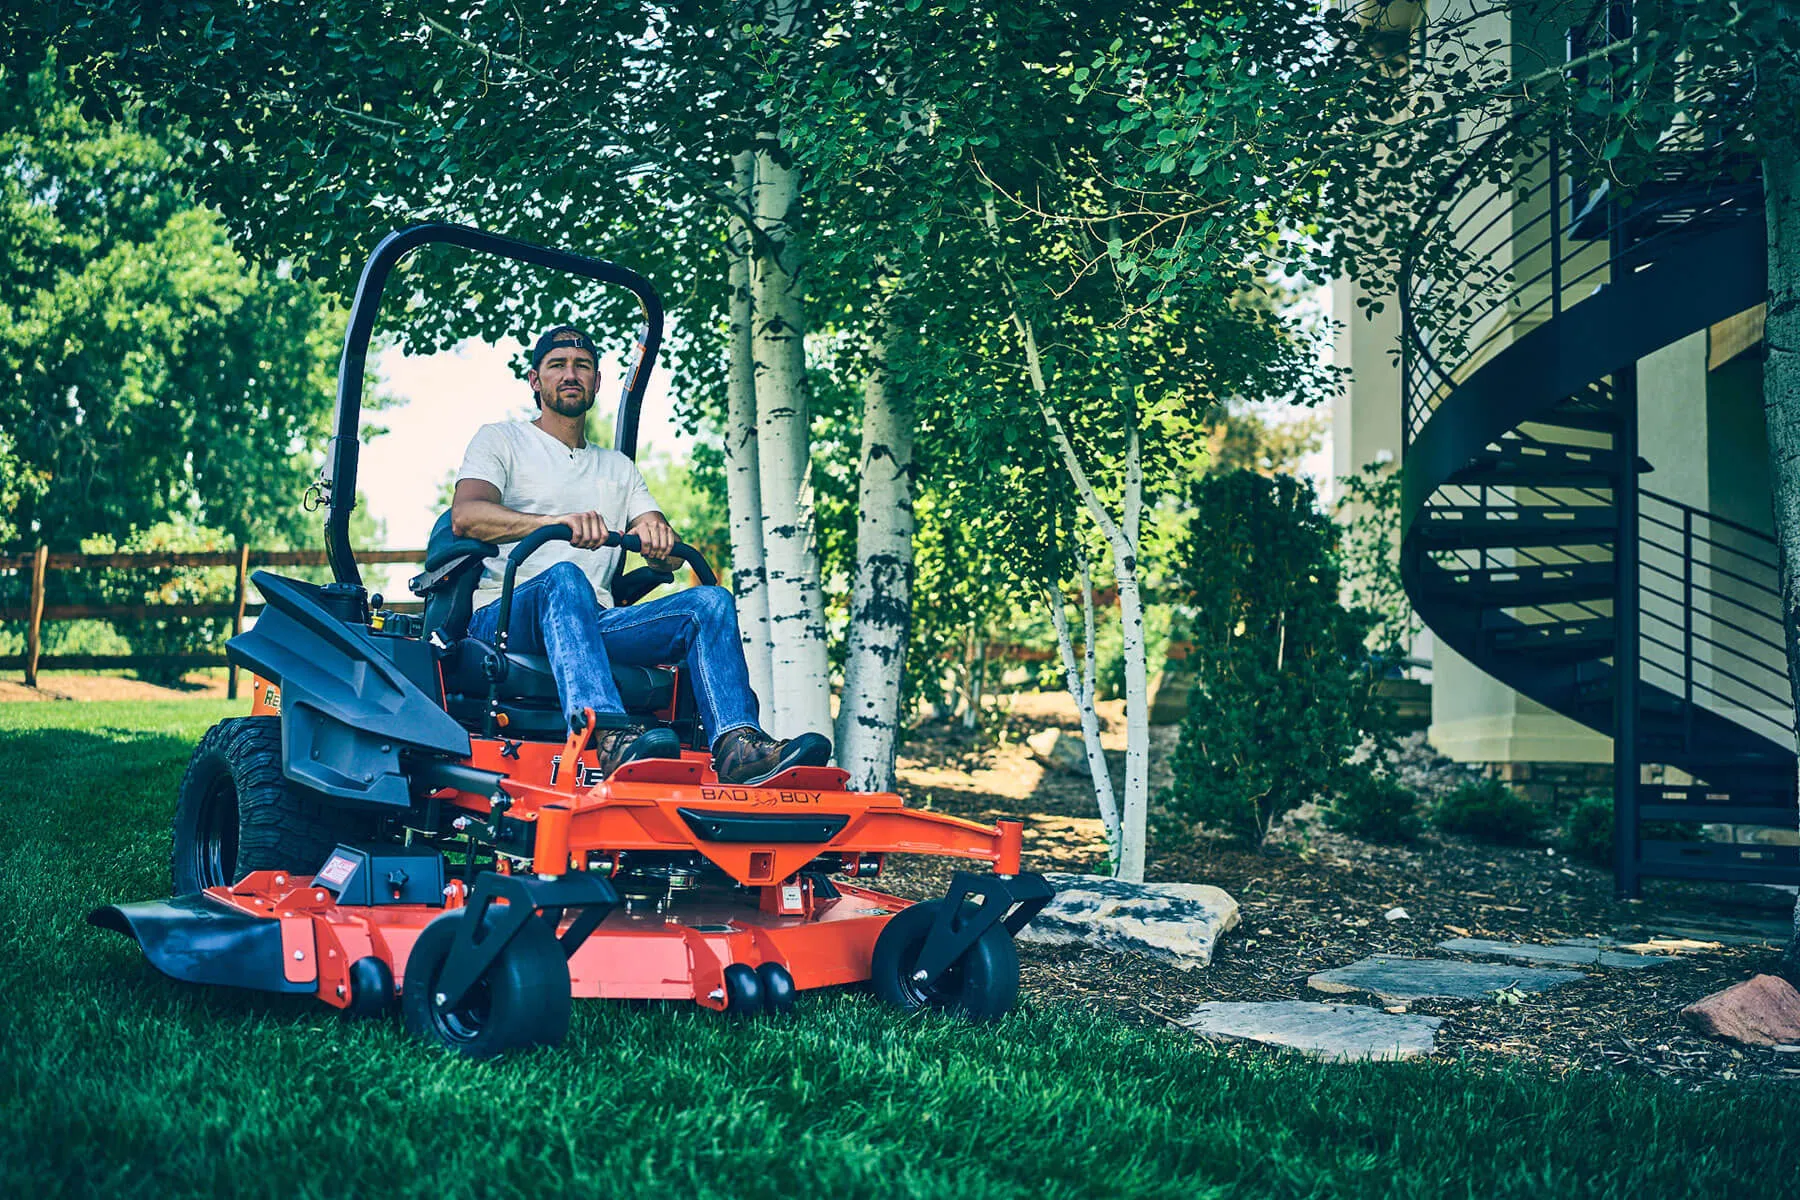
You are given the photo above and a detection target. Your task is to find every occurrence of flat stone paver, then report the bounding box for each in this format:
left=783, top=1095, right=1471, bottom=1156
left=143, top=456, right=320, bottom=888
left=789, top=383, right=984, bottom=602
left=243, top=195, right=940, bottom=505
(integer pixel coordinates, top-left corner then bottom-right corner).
left=1653, top=914, right=1790, bottom=947
left=1309, top=954, right=1584, bottom=1001
left=1017, top=874, right=1239, bottom=969
left=1439, top=937, right=1674, bottom=969
left=1182, top=1001, right=1443, bottom=1061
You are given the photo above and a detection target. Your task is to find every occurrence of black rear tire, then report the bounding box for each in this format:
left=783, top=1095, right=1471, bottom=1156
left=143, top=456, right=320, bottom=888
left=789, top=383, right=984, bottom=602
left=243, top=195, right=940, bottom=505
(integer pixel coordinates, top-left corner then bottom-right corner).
left=171, top=716, right=382, bottom=892
left=870, top=899, right=1020, bottom=1022
left=401, top=907, right=572, bottom=1058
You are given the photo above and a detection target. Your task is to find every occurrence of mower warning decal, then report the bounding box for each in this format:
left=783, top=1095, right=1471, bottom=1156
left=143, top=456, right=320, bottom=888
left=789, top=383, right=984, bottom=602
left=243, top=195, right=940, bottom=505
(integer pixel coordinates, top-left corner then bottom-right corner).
left=548, top=755, right=604, bottom=789
left=315, top=853, right=358, bottom=889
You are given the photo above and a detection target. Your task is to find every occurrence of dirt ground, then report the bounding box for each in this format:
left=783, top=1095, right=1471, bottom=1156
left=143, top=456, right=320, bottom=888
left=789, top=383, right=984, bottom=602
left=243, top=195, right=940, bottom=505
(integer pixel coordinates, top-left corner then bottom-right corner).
left=8, top=674, right=1795, bottom=1081
left=0, top=670, right=229, bottom=703
left=887, top=693, right=1800, bottom=1085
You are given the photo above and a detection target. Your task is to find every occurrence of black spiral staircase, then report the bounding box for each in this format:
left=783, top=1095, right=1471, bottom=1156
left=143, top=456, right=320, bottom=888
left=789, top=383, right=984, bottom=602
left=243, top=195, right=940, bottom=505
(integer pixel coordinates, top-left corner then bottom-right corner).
left=1398, top=130, right=1796, bottom=897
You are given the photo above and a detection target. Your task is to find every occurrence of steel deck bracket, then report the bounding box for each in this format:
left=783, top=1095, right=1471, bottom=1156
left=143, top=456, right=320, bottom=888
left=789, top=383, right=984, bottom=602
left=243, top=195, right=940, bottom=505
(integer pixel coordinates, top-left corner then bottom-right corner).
left=911, top=871, right=1054, bottom=987
left=433, top=871, right=618, bottom=1009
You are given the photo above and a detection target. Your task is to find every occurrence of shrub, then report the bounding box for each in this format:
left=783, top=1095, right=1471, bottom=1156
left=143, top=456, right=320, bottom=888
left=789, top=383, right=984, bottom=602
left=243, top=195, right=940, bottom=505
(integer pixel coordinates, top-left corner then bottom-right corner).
left=1561, top=794, right=1614, bottom=866
left=1164, top=471, right=1390, bottom=844
left=1430, top=779, right=1549, bottom=845
left=1334, top=460, right=1421, bottom=658
left=1326, top=772, right=1421, bottom=843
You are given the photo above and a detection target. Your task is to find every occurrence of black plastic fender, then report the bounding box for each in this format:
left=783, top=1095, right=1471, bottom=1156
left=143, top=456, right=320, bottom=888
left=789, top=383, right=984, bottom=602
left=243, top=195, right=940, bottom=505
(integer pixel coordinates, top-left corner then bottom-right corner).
left=88, top=895, right=314, bottom=995
left=227, top=570, right=470, bottom=809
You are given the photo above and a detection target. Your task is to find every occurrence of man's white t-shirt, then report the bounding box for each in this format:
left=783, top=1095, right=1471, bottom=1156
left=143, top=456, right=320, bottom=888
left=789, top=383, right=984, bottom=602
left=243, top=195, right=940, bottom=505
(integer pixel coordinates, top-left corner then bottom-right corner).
left=456, top=421, right=660, bottom=611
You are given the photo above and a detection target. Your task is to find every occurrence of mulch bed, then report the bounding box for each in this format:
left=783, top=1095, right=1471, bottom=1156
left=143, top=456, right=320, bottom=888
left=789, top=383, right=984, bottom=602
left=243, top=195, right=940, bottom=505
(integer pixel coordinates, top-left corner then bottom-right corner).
left=882, top=711, right=1800, bottom=1085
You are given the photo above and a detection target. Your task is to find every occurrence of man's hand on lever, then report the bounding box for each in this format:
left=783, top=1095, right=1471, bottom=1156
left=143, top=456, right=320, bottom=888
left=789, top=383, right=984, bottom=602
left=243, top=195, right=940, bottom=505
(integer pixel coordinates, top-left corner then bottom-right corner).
left=549, top=510, right=610, bottom=550
left=628, top=512, right=682, bottom=572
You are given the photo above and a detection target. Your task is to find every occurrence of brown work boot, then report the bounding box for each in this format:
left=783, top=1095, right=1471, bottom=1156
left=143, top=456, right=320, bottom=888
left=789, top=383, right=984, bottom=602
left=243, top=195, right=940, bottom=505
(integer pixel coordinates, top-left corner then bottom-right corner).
left=712, top=728, right=832, bottom=786
left=586, top=723, right=681, bottom=777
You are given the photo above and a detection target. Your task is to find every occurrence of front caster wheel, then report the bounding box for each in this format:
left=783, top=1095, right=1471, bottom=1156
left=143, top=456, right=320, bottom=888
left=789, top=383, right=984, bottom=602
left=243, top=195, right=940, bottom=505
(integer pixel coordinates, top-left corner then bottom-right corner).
left=345, top=955, right=396, bottom=1019
left=757, top=962, right=796, bottom=1016
left=721, top=962, right=764, bottom=1017
left=401, top=908, right=571, bottom=1058
left=870, top=899, right=1019, bottom=1022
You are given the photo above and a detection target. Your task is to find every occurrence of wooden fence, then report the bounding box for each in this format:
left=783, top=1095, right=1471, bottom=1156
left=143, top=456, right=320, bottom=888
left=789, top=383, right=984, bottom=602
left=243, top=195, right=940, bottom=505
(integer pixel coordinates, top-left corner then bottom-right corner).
left=0, top=547, right=427, bottom=695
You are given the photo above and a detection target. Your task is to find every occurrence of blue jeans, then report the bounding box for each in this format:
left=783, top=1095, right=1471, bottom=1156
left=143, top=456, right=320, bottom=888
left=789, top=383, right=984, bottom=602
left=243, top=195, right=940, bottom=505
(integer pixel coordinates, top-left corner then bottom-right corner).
left=465, top=561, right=760, bottom=748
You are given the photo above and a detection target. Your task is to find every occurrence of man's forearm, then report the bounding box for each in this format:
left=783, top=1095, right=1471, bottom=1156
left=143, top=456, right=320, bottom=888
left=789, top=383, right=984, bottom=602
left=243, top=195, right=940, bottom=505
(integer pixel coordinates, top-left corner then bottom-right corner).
left=451, top=499, right=555, bottom=544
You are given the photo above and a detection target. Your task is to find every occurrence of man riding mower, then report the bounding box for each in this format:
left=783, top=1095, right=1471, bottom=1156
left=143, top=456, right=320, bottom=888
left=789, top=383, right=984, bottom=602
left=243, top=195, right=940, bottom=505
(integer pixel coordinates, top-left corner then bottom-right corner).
left=91, top=224, right=1053, bottom=1058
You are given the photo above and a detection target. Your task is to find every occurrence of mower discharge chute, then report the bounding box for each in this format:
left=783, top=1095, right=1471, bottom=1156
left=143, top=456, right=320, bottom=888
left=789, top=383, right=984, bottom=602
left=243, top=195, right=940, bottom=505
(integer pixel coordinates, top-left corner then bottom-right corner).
left=91, top=224, right=1054, bottom=1057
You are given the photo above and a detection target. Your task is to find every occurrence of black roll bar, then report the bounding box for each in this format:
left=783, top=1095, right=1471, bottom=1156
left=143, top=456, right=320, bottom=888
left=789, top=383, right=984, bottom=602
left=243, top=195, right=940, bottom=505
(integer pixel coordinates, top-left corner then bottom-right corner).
left=322, top=222, right=665, bottom=586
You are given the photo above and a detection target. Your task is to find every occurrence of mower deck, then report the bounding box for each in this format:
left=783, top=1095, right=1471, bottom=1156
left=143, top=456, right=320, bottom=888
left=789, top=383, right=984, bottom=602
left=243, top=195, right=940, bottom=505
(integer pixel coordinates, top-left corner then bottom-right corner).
left=129, top=870, right=914, bottom=1011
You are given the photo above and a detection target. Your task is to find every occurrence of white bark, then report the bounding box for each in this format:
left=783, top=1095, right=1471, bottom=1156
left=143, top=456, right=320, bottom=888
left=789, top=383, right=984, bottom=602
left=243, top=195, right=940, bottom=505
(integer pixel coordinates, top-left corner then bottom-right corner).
left=1114, top=425, right=1150, bottom=883
left=961, top=628, right=986, bottom=730
left=987, top=205, right=1148, bottom=877
left=751, top=35, right=831, bottom=739
left=1759, top=135, right=1800, bottom=977
left=725, top=149, right=774, bottom=713
left=1045, top=551, right=1122, bottom=859
left=837, top=322, right=915, bottom=790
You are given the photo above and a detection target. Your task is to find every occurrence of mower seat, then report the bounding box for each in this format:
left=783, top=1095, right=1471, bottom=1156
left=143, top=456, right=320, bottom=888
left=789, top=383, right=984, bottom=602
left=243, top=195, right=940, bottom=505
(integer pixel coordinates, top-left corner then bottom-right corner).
left=437, top=640, right=675, bottom=710
left=411, top=510, right=681, bottom=740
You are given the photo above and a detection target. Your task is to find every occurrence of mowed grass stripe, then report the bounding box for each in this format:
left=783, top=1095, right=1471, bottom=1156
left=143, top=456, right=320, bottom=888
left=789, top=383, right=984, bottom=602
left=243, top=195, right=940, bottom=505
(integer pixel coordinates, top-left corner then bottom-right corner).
left=0, top=701, right=1792, bottom=1198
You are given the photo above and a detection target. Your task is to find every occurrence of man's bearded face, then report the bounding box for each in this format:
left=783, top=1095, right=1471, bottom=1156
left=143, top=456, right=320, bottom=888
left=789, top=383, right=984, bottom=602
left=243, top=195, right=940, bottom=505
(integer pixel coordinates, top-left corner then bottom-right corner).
left=532, top=348, right=598, bottom=417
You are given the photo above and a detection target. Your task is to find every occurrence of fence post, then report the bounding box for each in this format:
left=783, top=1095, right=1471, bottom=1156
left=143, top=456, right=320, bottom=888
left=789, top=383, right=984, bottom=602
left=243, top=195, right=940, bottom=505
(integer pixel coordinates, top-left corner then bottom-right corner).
left=25, top=545, right=48, bottom=687
left=228, top=544, right=250, bottom=700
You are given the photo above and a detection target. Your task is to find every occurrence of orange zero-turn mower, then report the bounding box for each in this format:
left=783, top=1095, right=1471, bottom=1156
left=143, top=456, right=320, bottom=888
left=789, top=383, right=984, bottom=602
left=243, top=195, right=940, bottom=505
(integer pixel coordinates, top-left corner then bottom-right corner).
left=89, top=224, right=1053, bottom=1058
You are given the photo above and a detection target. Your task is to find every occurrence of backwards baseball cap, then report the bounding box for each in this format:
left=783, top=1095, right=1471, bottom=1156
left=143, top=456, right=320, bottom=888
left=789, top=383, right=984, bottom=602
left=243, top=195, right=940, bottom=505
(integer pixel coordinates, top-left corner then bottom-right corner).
left=530, top=325, right=598, bottom=371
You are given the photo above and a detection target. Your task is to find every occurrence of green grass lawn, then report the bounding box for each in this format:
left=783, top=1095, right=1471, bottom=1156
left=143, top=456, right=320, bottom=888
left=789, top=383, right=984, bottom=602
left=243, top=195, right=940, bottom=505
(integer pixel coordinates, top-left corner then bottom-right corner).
left=2, top=701, right=1794, bottom=1198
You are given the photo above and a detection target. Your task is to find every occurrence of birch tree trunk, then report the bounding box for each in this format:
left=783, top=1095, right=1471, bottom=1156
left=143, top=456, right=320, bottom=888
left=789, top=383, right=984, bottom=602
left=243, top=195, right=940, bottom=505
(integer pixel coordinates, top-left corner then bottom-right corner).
left=1114, top=425, right=1150, bottom=883
left=1760, top=136, right=1800, bottom=979
left=725, top=149, right=774, bottom=714
left=1045, top=553, right=1123, bottom=858
left=751, top=5, right=831, bottom=739
left=1002, top=299, right=1148, bottom=875
left=837, top=320, right=915, bottom=790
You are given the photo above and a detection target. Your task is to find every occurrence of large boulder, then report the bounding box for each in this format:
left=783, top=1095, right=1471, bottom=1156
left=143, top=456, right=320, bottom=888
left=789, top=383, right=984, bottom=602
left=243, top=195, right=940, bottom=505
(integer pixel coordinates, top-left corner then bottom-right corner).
left=1017, top=873, right=1240, bottom=968
left=1026, top=728, right=1091, bottom=775
left=1680, top=974, right=1800, bottom=1047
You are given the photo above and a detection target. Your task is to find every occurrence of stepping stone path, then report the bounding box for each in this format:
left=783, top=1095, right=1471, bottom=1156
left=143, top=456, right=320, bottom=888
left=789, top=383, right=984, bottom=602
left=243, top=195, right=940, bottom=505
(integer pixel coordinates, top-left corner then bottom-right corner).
left=1017, top=874, right=1240, bottom=969
left=1307, top=954, right=1583, bottom=1002
left=1176, top=919, right=1729, bottom=1061
left=1438, top=937, right=1675, bottom=970
left=1182, top=1001, right=1443, bottom=1062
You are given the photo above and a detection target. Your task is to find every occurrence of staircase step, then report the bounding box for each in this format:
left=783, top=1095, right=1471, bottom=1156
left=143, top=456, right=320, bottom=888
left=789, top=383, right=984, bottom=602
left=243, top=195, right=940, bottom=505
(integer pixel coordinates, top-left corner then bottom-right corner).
left=1642, top=748, right=1797, bottom=774
left=1448, top=439, right=1651, bottom=489
left=1568, top=690, right=1684, bottom=720
left=1414, top=506, right=1616, bottom=550
left=1640, top=804, right=1794, bottom=823
left=1421, top=561, right=1616, bottom=607
left=1519, top=407, right=1623, bottom=435
left=1489, top=618, right=1615, bottom=660
left=1574, top=677, right=1687, bottom=710
left=1638, top=839, right=1800, bottom=885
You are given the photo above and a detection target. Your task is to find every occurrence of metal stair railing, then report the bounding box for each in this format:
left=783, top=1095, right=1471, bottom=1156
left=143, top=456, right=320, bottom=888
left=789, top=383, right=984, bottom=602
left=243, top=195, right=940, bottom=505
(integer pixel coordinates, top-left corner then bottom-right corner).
left=1396, top=76, right=1786, bottom=892
left=1637, top=491, right=1793, bottom=754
